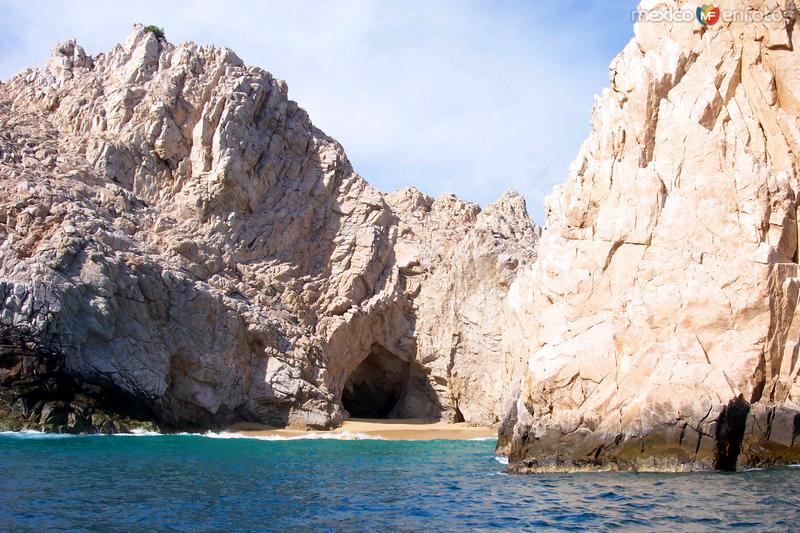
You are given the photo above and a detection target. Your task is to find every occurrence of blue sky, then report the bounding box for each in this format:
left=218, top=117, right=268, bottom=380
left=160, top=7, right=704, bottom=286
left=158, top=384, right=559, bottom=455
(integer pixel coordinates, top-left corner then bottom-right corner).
left=0, top=1, right=636, bottom=223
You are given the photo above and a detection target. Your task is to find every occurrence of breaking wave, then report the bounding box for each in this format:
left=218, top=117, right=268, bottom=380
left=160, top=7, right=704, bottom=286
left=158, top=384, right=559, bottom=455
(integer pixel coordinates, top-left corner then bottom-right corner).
left=200, top=430, right=385, bottom=441
left=0, top=430, right=76, bottom=439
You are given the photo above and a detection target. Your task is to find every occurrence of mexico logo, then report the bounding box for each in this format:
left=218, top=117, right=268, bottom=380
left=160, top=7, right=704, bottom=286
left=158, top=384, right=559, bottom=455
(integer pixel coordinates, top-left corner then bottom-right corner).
left=696, top=4, right=721, bottom=26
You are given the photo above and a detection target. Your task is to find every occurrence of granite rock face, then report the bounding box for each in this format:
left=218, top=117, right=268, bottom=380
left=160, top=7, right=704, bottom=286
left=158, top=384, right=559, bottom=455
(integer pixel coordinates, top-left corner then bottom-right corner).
left=0, top=26, right=538, bottom=432
left=499, top=0, right=800, bottom=471
left=385, top=189, right=539, bottom=425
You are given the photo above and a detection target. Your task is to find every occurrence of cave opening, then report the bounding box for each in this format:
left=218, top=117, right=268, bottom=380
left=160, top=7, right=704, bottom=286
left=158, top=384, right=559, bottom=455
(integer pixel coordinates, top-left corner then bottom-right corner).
left=341, top=343, right=440, bottom=419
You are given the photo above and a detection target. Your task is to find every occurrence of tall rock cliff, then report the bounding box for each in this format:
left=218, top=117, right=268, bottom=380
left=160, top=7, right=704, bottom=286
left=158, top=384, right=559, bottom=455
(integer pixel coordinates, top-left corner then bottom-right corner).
left=500, top=0, right=800, bottom=471
left=0, top=26, right=538, bottom=432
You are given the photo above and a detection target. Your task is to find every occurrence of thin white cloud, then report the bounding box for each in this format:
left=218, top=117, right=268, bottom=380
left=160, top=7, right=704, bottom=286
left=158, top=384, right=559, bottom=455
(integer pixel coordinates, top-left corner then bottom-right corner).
left=0, top=0, right=636, bottom=223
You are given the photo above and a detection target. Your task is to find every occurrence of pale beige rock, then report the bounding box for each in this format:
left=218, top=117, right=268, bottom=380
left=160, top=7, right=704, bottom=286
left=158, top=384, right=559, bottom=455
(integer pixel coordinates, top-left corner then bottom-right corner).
left=500, top=0, right=800, bottom=471
left=0, top=26, right=539, bottom=431
left=384, top=189, right=539, bottom=424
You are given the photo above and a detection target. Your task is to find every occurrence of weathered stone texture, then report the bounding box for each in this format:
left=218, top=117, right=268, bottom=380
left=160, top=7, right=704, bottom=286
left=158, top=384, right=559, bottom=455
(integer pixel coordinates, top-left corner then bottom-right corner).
left=0, top=26, right=538, bottom=432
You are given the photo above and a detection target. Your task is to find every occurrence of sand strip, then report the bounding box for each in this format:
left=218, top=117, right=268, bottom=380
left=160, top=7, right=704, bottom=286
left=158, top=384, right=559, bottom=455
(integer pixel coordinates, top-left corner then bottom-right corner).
left=229, top=418, right=498, bottom=441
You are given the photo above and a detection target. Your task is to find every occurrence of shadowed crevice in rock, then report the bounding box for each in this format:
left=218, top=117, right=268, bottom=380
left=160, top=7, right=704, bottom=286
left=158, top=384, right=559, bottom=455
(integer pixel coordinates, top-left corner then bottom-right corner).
left=794, top=413, right=800, bottom=444
left=341, top=343, right=440, bottom=419
left=713, top=395, right=750, bottom=471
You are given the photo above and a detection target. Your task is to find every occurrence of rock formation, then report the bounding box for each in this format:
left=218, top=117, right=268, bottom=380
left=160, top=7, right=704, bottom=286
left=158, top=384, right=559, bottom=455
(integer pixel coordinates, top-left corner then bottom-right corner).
left=0, top=26, right=538, bottom=433
left=499, top=0, right=800, bottom=471
left=8, top=5, right=798, bottom=473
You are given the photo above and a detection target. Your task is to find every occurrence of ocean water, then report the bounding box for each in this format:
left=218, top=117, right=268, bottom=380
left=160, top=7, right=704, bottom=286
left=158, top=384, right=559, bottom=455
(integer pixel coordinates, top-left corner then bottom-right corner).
left=1, top=432, right=799, bottom=531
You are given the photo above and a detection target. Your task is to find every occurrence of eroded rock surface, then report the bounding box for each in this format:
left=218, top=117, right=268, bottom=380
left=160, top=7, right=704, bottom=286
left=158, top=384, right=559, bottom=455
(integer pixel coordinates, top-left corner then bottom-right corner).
left=499, top=0, right=800, bottom=471
left=0, top=26, right=538, bottom=432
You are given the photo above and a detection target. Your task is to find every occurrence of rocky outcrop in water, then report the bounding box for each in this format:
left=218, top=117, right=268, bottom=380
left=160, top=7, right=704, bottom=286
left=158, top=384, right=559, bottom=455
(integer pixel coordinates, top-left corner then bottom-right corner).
left=0, top=26, right=538, bottom=433
left=499, top=0, right=800, bottom=471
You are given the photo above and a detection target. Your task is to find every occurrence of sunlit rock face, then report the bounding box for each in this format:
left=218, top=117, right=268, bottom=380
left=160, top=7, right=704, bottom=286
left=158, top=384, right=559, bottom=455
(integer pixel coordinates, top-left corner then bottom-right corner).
left=499, top=0, right=800, bottom=471
left=0, top=25, right=539, bottom=432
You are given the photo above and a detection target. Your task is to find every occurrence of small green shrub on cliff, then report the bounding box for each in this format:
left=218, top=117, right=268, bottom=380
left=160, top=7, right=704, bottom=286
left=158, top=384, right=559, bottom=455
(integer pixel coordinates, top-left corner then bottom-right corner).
left=143, top=25, right=165, bottom=39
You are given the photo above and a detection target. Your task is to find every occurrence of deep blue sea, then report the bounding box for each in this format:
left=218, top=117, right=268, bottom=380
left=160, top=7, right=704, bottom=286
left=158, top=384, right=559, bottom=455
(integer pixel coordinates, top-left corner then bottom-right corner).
left=1, top=432, right=799, bottom=531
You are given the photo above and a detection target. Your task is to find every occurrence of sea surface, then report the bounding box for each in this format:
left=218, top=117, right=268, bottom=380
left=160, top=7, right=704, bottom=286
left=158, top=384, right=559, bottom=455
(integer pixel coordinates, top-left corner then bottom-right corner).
left=0, top=432, right=799, bottom=531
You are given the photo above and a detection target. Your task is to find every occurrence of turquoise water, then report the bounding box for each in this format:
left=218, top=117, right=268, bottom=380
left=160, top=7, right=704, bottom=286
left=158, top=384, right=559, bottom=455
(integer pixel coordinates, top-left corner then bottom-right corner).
left=1, top=433, right=799, bottom=531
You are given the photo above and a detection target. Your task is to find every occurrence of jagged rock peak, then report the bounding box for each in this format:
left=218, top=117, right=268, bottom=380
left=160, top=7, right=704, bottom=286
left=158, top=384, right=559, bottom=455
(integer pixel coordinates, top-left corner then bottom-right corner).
left=0, top=27, right=539, bottom=433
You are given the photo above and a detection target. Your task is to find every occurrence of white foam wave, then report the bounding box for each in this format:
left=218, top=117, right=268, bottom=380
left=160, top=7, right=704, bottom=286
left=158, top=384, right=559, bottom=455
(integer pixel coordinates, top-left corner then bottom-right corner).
left=468, top=437, right=497, bottom=441
left=113, top=428, right=162, bottom=437
left=201, top=430, right=385, bottom=441
left=494, top=455, right=509, bottom=465
left=0, top=429, right=165, bottom=439
left=0, top=430, right=76, bottom=439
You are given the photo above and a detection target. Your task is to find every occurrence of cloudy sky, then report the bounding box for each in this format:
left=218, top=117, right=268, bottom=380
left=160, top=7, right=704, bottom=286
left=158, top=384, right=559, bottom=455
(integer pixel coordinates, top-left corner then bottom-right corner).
left=0, top=0, right=636, bottom=223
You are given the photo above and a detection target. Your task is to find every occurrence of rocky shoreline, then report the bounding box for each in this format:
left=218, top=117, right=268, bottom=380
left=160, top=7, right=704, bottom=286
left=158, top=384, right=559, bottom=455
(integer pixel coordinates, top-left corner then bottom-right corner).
left=0, top=325, right=158, bottom=434
left=498, top=396, right=800, bottom=473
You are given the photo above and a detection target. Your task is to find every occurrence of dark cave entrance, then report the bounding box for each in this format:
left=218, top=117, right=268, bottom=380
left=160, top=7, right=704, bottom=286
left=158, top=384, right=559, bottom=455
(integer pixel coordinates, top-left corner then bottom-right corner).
left=341, top=344, right=440, bottom=419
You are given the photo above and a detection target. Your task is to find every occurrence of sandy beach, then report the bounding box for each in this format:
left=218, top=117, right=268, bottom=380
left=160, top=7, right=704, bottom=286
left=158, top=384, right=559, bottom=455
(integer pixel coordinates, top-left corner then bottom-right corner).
left=228, top=418, right=498, bottom=440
